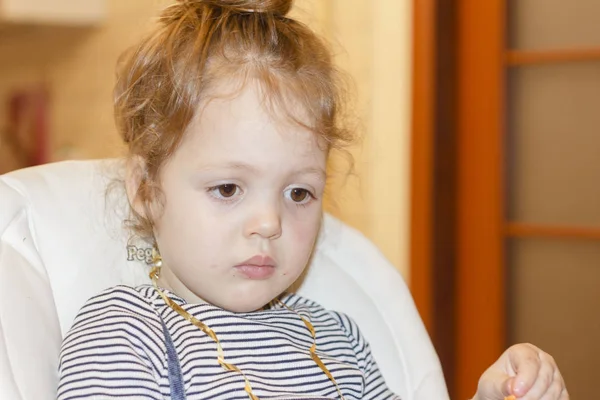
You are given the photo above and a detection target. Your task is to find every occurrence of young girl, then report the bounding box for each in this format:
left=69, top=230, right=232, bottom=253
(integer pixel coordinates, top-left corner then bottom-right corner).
left=57, top=1, right=569, bottom=399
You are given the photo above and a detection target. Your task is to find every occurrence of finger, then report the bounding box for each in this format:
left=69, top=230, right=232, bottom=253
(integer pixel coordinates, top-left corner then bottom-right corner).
left=509, top=345, right=542, bottom=397
left=538, top=354, right=567, bottom=400
left=501, top=376, right=515, bottom=397
left=559, top=387, right=569, bottom=400
left=541, top=366, right=569, bottom=400
left=481, top=366, right=516, bottom=398
left=538, top=378, right=564, bottom=400
left=553, top=362, right=567, bottom=397
left=519, top=354, right=554, bottom=399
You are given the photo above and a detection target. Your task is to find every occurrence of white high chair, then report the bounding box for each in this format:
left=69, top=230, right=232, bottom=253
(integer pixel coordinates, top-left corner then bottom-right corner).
left=0, top=159, right=448, bottom=400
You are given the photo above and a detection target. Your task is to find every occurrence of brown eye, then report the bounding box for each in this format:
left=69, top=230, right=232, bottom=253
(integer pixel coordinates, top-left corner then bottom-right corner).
left=290, top=188, right=310, bottom=203
left=218, top=184, right=238, bottom=198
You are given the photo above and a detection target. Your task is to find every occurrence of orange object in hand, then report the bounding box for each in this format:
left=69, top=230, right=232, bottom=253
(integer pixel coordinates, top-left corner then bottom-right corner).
left=504, top=396, right=516, bottom=400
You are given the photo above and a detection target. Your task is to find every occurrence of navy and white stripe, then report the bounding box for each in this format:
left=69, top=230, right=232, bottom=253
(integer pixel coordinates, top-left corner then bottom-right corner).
left=58, top=285, right=401, bottom=399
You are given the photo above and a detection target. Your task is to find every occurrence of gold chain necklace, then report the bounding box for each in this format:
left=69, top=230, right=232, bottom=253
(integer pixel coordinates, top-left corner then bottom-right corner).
left=149, top=253, right=346, bottom=400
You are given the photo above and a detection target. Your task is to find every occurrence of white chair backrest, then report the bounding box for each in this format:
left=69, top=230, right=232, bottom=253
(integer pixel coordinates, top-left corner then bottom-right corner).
left=0, top=159, right=448, bottom=400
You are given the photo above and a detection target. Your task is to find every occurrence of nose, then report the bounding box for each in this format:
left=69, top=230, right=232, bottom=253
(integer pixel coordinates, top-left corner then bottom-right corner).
left=243, top=201, right=282, bottom=240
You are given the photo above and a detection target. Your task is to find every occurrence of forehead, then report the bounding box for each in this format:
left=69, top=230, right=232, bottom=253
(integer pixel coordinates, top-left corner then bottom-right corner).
left=178, top=81, right=327, bottom=169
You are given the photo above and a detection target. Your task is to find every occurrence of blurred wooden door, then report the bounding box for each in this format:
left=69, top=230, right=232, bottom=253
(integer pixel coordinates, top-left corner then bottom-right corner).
left=412, top=1, right=600, bottom=399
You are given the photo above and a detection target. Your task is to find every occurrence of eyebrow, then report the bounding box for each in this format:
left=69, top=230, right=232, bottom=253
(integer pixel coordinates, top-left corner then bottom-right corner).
left=198, top=162, right=326, bottom=181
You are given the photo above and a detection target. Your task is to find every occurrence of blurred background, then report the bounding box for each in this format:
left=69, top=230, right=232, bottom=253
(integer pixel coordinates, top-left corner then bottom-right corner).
left=0, top=0, right=598, bottom=398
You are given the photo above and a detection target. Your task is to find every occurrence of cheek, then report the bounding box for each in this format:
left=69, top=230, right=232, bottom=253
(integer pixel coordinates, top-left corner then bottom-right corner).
left=287, top=211, right=322, bottom=256
left=156, top=189, right=229, bottom=251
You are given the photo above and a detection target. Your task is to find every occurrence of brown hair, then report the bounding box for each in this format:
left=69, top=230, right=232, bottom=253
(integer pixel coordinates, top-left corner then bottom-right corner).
left=114, top=0, right=353, bottom=243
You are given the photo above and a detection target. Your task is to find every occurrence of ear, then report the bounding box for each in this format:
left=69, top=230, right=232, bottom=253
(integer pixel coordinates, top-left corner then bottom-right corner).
left=125, top=155, right=147, bottom=217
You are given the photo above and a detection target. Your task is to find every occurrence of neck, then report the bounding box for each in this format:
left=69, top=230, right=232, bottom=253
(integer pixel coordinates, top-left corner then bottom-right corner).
left=157, top=265, right=207, bottom=305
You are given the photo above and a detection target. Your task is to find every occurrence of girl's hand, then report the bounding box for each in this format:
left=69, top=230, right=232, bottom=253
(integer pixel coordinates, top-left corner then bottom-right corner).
left=473, top=343, right=569, bottom=400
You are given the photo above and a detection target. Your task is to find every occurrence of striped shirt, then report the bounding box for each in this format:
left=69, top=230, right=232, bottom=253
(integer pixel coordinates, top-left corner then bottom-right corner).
left=58, top=285, right=401, bottom=399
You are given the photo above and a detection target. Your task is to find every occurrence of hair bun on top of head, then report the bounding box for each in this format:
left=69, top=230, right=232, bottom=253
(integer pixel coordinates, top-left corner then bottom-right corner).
left=182, top=0, right=293, bottom=17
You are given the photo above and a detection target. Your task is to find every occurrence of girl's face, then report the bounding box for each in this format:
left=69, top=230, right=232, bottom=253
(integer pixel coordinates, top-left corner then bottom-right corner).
left=147, top=83, right=327, bottom=312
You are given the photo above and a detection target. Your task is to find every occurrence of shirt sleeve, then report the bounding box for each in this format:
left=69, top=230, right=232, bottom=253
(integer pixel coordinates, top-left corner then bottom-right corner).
left=333, top=312, right=403, bottom=400
left=57, top=286, right=166, bottom=400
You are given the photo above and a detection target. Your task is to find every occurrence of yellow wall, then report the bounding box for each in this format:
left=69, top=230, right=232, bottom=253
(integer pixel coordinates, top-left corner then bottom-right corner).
left=0, top=1, right=169, bottom=161
left=0, top=0, right=413, bottom=279
left=308, top=0, right=413, bottom=279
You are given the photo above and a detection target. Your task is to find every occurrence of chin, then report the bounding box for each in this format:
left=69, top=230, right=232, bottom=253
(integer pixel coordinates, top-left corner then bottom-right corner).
left=214, top=291, right=280, bottom=313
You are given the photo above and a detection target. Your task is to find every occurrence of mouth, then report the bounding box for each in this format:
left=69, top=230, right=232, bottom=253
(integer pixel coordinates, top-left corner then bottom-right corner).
left=234, top=255, right=277, bottom=280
